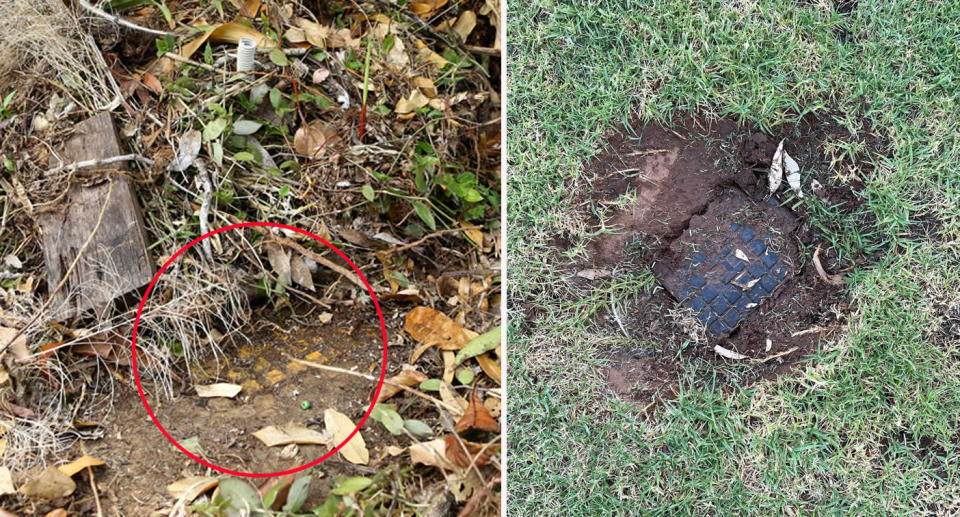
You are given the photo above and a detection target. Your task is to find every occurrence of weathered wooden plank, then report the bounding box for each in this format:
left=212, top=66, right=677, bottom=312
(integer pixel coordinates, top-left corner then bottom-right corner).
left=61, top=112, right=125, bottom=170
left=37, top=114, right=153, bottom=321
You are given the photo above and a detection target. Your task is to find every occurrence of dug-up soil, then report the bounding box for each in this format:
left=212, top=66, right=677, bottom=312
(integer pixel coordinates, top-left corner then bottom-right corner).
left=17, top=308, right=394, bottom=516
left=569, top=115, right=878, bottom=406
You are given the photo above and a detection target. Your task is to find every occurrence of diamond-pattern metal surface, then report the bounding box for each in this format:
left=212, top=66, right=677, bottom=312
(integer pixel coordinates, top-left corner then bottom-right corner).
left=668, top=222, right=791, bottom=336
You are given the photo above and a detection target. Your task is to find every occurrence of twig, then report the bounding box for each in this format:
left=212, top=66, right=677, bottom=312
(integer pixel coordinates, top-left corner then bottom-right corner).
left=268, top=232, right=385, bottom=293
left=195, top=161, right=214, bottom=261
left=220, top=213, right=385, bottom=293
left=366, top=0, right=462, bottom=52
left=284, top=354, right=461, bottom=413
left=45, top=154, right=155, bottom=177
left=813, top=245, right=846, bottom=286
left=79, top=0, right=178, bottom=36
left=378, top=226, right=481, bottom=257
left=609, top=288, right=630, bottom=339
left=752, top=346, right=799, bottom=364
left=790, top=326, right=830, bottom=337
left=456, top=474, right=501, bottom=517
left=164, top=52, right=225, bottom=75
left=1, top=181, right=114, bottom=359
left=464, top=45, right=500, bottom=56
left=81, top=444, right=104, bottom=517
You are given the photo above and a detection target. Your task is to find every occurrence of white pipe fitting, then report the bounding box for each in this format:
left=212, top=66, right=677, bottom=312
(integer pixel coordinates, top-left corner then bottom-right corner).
left=236, top=38, right=257, bottom=72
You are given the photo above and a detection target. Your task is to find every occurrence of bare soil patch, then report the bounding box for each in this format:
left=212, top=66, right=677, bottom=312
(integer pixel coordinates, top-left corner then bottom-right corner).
left=570, top=115, right=876, bottom=404
left=12, top=305, right=400, bottom=515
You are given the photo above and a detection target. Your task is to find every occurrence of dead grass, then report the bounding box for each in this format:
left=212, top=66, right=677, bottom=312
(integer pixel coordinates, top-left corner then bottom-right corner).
left=0, top=0, right=115, bottom=110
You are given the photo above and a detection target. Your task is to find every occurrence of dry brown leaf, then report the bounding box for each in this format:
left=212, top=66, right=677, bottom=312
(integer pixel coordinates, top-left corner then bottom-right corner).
left=769, top=139, right=785, bottom=194
left=452, top=10, right=477, bottom=41
left=0, top=466, right=14, bottom=495
left=714, top=345, right=749, bottom=360
left=290, top=255, right=315, bottom=291
left=404, top=307, right=477, bottom=351
left=324, top=409, right=369, bottom=465
left=444, top=435, right=499, bottom=468
left=813, top=245, right=845, bottom=286
left=442, top=350, right=456, bottom=383
left=0, top=326, right=29, bottom=362
left=142, top=72, right=162, bottom=95
left=57, top=455, right=104, bottom=477
left=43, top=509, right=67, bottom=517
left=180, top=22, right=274, bottom=59
left=410, top=0, right=448, bottom=16
left=20, top=467, right=75, bottom=500
left=413, top=76, right=438, bottom=98
left=461, top=221, right=483, bottom=247
left=476, top=349, right=501, bottom=384
left=293, top=121, right=340, bottom=158
left=395, top=90, right=433, bottom=118
left=413, top=39, right=450, bottom=68
left=409, top=438, right=457, bottom=470
left=166, top=476, right=219, bottom=502
left=483, top=397, right=501, bottom=418
left=440, top=382, right=468, bottom=418
left=241, top=0, right=262, bottom=17
left=376, top=368, right=427, bottom=403
left=479, top=0, right=501, bottom=50
left=576, top=269, right=610, bottom=281
left=253, top=423, right=329, bottom=447
left=265, top=242, right=291, bottom=285
left=455, top=390, right=499, bottom=434
left=195, top=383, right=242, bottom=399
left=785, top=151, right=802, bottom=198
left=410, top=341, right=434, bottom=364
left=294, top=18, right=360, bottom=48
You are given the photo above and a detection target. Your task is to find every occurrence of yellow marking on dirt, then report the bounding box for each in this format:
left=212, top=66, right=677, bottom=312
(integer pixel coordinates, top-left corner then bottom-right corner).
left=241, top=379, right=262, bottom=393
left=264, top=369, right=285, bottom=386
left=286, top=360, right=308, bottom=373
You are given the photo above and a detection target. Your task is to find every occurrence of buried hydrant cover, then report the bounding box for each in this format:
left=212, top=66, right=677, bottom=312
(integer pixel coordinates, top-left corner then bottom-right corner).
left=653, top=189, right=799, bottom=336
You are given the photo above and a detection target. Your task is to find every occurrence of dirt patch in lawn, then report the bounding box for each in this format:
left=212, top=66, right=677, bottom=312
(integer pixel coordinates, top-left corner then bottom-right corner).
left=571, top=114, right=876, bottom=405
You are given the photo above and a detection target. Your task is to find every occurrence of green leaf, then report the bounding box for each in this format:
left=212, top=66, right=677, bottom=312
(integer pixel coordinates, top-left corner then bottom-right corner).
left=234, top=152, right=255, bottom=162
left=282, top=475, right=312, bottom=512
left=150, top=0, right=172, bottom=25
left=203, top=43, right=214, bottom=65
left=210, top=141, right=224, bottom=167
left=331, top=476, right=373, bottom=495
left=2, top=91, right=16, bottom=108
left=261, top=479, right=284, bottom=509
left=311, top=494, right=340, bottom=517
left=419, top=379, right=442, bottom=391
left=464, top=188, right=484, bottom=203
left=403, top=419, right=433, bottom=440
left=412, top=201, right=436, bottom=231
left=269, top=48, right=289, bottom=67
left=3, top=154, right=15, bottom=172
left=202, top=118, right=227, bottom=142
left=370, top=404, right=403, bottom=435
left=455, top=326, right=501, bottom=364
left=456, top=368, right=476, bottom=385
left=269, top=87, right=283, bottom=109
left=218, top=478, right=262, bottom=512
left=233, top=120, right=262, bottom=135
left=180, top=436, right=204, bottom=455
left=361, top=184, right=375, bottom=202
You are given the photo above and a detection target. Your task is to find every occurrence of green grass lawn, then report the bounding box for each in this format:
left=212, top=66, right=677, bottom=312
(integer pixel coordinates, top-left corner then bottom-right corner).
left=506, top=0, right=960, bottom=514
